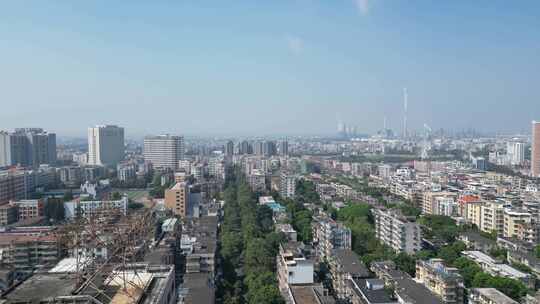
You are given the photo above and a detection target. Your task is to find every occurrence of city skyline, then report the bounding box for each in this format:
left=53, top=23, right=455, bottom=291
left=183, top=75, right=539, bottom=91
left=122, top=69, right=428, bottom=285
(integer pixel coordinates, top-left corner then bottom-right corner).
left=2, top=3, right=540, bottom=304
left=1, top=1, right=540, bottom=136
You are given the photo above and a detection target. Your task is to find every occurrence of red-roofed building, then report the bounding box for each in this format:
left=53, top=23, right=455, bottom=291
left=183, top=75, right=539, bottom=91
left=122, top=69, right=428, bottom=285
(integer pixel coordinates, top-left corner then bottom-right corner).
left=458, top=195, right=483, bottom=222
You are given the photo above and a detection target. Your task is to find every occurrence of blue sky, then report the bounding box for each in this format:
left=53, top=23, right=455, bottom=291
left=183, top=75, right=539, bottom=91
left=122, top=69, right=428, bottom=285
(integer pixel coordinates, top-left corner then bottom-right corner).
left=1, top=1, right=539, bottom=137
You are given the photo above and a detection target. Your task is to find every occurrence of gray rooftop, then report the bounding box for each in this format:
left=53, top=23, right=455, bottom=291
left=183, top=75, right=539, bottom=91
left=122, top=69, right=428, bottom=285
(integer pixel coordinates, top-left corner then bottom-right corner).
left=333, top=249, right=370, bottom=278
left=394, top=277, right=443, bottom=304
left=180, top=272, right=215, bottom=304
left=471, top=288, right=518, bottom=304
left=290, top=285, right=336, bottom=304
left=4, top=273, right=78, bottom=303
left=349, top=279, right=396, bottom=304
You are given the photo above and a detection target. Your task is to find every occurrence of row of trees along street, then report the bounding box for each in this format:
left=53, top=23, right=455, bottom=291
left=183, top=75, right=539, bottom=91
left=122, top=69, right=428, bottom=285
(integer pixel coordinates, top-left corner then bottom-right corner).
left=218, top=169, right=285, bottom=304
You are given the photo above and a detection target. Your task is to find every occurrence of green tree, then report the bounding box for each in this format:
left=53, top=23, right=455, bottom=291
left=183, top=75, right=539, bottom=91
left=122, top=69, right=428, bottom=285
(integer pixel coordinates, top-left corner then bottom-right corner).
left=218, top=169, right=285, bottom=304
left=535, top=245, right=540, bottom=259
left=419, top=215, right=459, bottom=243
left=488, top=246, right=507, bottom=261
left=111, top=191, right=122, bottom=200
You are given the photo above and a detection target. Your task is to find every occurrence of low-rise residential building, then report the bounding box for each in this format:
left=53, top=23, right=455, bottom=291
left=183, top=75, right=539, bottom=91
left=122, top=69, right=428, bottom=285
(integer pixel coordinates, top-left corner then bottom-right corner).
left=276, top=223, right=298, bottom=242
left=480, top=201, right=505, bottom=235
left=347, top=278, right=397, bottom=304
left=117, top=162, right=137, bottom=181
left=4, top=263, right=176, bottom=304
left=179, top=272, right=215, bottom=304
left=458, top=194, right=482, bottom=219
left=422, top=192, right=457, bottom=216
left=275, top=240, right=334, bottom=304
left=468, top=288, right=518, bottom=304
left=277, top=242, right=314, bottom=294
left=461, top=250, right=535, bottom=288
left=181, top=216, right=218, bottom=277
left=248, top=169, right=266, bottom=192
left=312, top=214, right=351, bottom=260
left=507, top=249, right=540, bottom=277
left=415, top=259, right=464, bottom=304
left=503, top=208, right=534, bottom=240
left=0, top=233, right=62, bottom=274
left=287, top=285, right=336, bottom=304
left=373, top=208, right=422, bottom=254
left=458, top=232, right=496, bottom=252
left=64, top=197, right=128, bottom=220
left=0, top=170, right=27, bottom=204
left=329, top=249, right=370, bottom=300
left=371, top=261, right=443, bottom=304
left=0, top=204, right=18, bottom=225
left=11, top=199, right=44, bottom=221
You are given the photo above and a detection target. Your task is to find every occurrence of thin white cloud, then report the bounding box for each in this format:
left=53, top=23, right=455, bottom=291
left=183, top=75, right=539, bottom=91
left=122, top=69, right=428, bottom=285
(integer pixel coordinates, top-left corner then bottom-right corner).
left=285, top=35, right=305, bottom=55
left=354, top=0, right=370, bottom=15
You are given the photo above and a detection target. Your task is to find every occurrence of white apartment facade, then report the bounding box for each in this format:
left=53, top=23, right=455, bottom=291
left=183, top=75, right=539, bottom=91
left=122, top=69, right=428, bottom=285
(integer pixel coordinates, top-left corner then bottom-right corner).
left=373, top=208, right=422, bottom=254
left=143, top=135, right=185, bottom=170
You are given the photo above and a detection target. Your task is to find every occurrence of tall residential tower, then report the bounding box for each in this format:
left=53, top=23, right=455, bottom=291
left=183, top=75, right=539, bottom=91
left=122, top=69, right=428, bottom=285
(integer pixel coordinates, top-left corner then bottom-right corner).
left=88, top=125, right=125, bottom=167
left=532, top=121, right=540, bottom=177
left=0, top=128, right=56, bottom=167
left=143, top=135, right=185, bottom=170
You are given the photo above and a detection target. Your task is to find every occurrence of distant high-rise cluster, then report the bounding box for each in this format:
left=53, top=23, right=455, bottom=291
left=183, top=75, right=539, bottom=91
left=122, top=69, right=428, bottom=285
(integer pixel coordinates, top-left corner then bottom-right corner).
left=532, top=121, right=540, bottom=177
left=0, top=128, right=56, bottom=167
left=87, top=125, right=125, bottom=167
left=337, top=122, right=360, bottom=139
left=143, top=135, right=185, bottom=170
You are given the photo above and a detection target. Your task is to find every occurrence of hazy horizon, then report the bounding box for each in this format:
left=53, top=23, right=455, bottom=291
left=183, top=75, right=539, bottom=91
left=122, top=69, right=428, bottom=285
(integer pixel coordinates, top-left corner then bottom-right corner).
left=1, top=1, right=540, bottom=137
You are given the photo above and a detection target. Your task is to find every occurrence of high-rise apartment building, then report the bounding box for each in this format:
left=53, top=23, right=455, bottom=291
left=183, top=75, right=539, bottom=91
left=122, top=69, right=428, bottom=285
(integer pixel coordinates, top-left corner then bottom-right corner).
left=239, top=140, right=252, bottom=155
left=280, top=140, right=289, bottom=156
left=507, top=141, right=525, bottom=166
left=143, top=135, right=185, bottom=170
left=0, top=132, right=11, bottom=167
left=254, top=141, right=264, bottom=155
left=532, top=121, right=540, bottom=177
left=263, top=141, right=277, bottom=156
left=87, top=125, right=125, bottom=167
left=280, top=171, right=297, bottom=199
left=164, top=182, right=190, bottom=217
left=225, top=140, right=234, bottom=156
left=0, top=129, right=56, bottom=167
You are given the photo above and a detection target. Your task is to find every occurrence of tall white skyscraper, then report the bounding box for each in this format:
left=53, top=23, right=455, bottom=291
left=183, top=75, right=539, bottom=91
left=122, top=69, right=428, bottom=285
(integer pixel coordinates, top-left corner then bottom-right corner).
left=88, top=125, right=125, bottom=167
left=143, top=135, right=185, bottom=170
left=506, top=141, right=525, bottom=166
